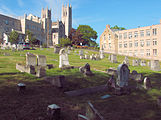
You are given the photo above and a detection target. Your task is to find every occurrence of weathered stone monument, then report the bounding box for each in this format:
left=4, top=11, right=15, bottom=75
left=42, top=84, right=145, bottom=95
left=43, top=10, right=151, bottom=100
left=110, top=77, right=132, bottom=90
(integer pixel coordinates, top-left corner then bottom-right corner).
left=26, top=53, right=37, bottom=66
left=132, top=60, right=139, bottom=66
left=47, top=104, right=61, bottom=120
left=110, top=54, right=117, bottom=63
left=36, top=66, right=46, bottom=77
left=16, top=63, right=36, bottom=74
left=54, top=45, right=61, bottom=54
left=116, top=64, right=130, bottom=88
left=79, top=63, right=93, bottom=76
left=150, top=60, right=160, bottom=71
left=85, top=54, right=90, bottom=59
left=80, top=55, right=85, bottom=59
left=140, top=60, right=146, bottom=66
left=37, top=55, right=46, bottom=67
left=99, top=48, right=104, bottom=59
left=95, top=54, right=100, bottom=60
left=90, top=54, right=95, bottom=60
left=143, top=77, right=152, bottom=90
left=79, top=50, right=84, bottom=56
left=59, top=48, right=70, bottom=68
left=123, top=56, right=129, bottom=66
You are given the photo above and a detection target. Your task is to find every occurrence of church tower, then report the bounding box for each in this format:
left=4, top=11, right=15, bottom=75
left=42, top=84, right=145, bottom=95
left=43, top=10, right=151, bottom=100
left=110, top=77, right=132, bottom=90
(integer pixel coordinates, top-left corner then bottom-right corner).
left=61, top=4, right=72, bottom=38
left=41, top=7, right=52, bottom=47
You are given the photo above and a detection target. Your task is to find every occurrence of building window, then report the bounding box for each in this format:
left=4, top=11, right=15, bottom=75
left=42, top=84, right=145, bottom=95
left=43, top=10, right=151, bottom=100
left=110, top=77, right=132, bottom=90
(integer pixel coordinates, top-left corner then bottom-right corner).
left=119, top=34, right=122, bottom=40
left=128, top=32, right=132, bottom=39
left=146, top=29, right=150, bottom=36
left=5, top=20, right=9, bottom=25
left=104, top=43, right=106, bottom=48
left=108, top=34, right=111, bottom=40
left=140, top=49, right=144, bottom=56
left=134, top=31, right=138, bottom=38
left=146, top=49, right=150, bottom=56
left=103, top=35, right=106, bottom=41
left=146, top=39, right=150, bottom=46
left=140, top=30, right=144, bottom=37
left=152, top=28, right=157, bottom=35
left=124, top=32, right=127, bottom=39
left=134, top=50, right=138, bottom=56
left=134, top=40, right=138, bottom=47
left=119, top=43, right=122, bottom=48
left=140, top=40, right=144, bottom=47
left=109, top=43, right=111, bottom=48
left=124, top=42, right=127, bottom=48
left=153, top=38, right=157, bottom=45
left=153, top=49, right=157, bottom=56
left=129, top=41, right=132, bottom=48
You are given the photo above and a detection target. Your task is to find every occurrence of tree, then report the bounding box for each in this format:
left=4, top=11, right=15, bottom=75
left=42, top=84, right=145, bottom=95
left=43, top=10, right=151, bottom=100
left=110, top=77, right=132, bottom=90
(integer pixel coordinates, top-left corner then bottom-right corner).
left=111, top=25, right=126, bottom=30
left=69, top=28, right=86, bottom=45
left=26, top=30, right=37, bottom=46
left=77, top=25, right=98, bottom=46
left=59, top=38, right=71, bottom=47
left=9, top=30, right=19, bottom=44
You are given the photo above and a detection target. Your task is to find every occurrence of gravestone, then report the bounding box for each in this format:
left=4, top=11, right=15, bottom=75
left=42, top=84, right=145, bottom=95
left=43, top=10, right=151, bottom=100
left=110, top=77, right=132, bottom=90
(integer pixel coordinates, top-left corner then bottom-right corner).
left=54, top=45, right=61, bottom=54
left=4, top=52, right=10, bottom=56
left=132, top=60, right=139, bottom=66
left=110, top=54, right=117, bottom=63
left=80, top=55, right=85, bottom=59
left=123, top=56, right=129, bottom=66
left=90, top=54, right=95, bottom=60
left=95, top=54, right=100, bottom=60
left=59, top=48, right=70, bottom=68
left=36, top=66, right=46, bottom=77
left=116, top=64, right=130, bottom=88
left=26, top=53, right=37, bottom=66
left=37, top=55, right=46, bottom=67
left=99, top=49, right=104, bottom=59
left=79, top=63, right=93, bottom=76
left=143, top=77, right=152, bottom=90
left=16, top=63, right=35, bottom=74
left=140, top=60, right=146, bottom=66
left=85, top=54, right=90, bottom=59
left=79, top=50, right=84, bottom=56
left=129, top=71, right=143, bottom=82
left=47, top=104, right=61, bottom=120
left=45, top=75, right=65, bottom=88
left=108, top=54, right=111, bottom=60
left=150, top=60, right=160, bottom=71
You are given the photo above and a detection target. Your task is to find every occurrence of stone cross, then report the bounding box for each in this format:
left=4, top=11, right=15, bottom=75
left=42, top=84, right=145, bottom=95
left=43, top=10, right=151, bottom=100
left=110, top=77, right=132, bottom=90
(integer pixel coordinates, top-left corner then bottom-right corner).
left=59, top=48, right=70, bottom=68
left=116, top=64, right=130, bottom=88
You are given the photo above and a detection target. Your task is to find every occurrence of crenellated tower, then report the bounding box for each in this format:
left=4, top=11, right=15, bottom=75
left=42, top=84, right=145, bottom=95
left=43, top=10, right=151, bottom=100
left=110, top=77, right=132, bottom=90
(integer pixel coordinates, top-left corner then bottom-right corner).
left=61, top=4, right=72, bottom=38
left=41, top=7, right=52, bottom=46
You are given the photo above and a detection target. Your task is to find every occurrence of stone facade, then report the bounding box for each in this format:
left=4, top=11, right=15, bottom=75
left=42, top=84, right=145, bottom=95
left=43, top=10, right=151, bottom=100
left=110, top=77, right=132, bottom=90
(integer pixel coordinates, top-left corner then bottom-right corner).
left=100, top=20, right=161, bottom=61
left=0, top=4, right=72, bottom=47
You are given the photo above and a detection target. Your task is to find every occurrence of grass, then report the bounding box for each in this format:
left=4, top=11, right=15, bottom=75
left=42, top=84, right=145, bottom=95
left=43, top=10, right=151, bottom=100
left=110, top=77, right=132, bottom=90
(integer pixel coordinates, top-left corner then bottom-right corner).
left=0, top=48, right=161, bottom=120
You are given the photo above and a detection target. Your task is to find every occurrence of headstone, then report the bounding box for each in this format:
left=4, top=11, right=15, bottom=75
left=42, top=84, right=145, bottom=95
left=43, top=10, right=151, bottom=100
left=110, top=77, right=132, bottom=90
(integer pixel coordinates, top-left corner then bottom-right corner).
left=37, top=55, right=46, bottom=67
left=79, top=63, right=93, bottom=76
left=99, top=50, right=104, bottom=59
left=44, top=75, right=65, bottom=88
left=132, top=60, right=139, bottom=66
left=110, top=54, right=117, bottom=63
left=95, top=54, right=100, bottom=60
left=80, top=55, right=85, bottom=59
left=140, top=60, right=146, bottom=66
left=129, top=71, right=143, bottom=82
left=59, top=48, right=70, bottom=68
left=150, top=60, right=160, bottom=71
left=116, top=64, right=130, bottom=88
left=4, top=52, right=10, bottom=56
left=36, top=66, right=46, bottom=77
left=85, top=54, right=90, bottom=59
left=143, top=77, right=152, bottom=90
left=79, top=50, right=84, bottom=56
left=26, top=53, right=37, bottom=66
left=16, top=63, right=36, bottom=74
left=108, top=54, right=111, bottom=60
left=47, top=104, right=61, bottom=120
left=123, top=56, right=129, bottom=66
left=90, top=54, right=95, bottom=60
left=54, top=46, right=61, bottom=54
left=17, top=83, right=26, bottom=93
left=107, top=75, right=116, bottom=89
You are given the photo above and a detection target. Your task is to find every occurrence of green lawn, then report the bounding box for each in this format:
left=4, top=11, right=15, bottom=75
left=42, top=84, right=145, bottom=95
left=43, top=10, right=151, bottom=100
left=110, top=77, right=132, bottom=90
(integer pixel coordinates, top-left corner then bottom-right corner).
left=0, top=48, right=161, bottom=120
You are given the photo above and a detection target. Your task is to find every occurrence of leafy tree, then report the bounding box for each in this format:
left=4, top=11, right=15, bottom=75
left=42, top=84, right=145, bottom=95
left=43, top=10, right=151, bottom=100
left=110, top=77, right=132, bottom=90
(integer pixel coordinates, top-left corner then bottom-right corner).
left=9, top=30, right=19, bottom=44
left=26, top=30, right=37, bottom=46
left=59, top=38, right=71, bottom=47
left=77, top=25, right=98, bottom=46
left=111, top=25, right=126, bottom=30
left=69, top=28, right=86, bottom=45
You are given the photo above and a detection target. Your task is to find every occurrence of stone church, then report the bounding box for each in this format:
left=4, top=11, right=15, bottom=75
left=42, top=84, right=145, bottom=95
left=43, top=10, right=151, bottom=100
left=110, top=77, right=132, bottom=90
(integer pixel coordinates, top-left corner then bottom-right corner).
left=0, top=4, right=72, bottom=47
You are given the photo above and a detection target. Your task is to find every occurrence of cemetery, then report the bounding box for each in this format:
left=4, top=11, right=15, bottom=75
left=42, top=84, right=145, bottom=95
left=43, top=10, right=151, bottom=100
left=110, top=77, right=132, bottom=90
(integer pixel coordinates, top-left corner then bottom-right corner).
left=0, top=48, right=161, bottom=120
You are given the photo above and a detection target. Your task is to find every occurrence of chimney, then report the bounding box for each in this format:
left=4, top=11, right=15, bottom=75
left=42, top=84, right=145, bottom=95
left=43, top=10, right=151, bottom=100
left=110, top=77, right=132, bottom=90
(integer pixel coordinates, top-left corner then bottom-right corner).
left=106, top=24, right=110, bottom=28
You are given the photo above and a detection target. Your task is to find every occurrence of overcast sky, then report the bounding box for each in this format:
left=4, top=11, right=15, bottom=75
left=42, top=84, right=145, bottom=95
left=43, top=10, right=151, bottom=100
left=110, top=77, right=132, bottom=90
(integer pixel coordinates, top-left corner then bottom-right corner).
left=1, top=0, right=161, bottom=44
